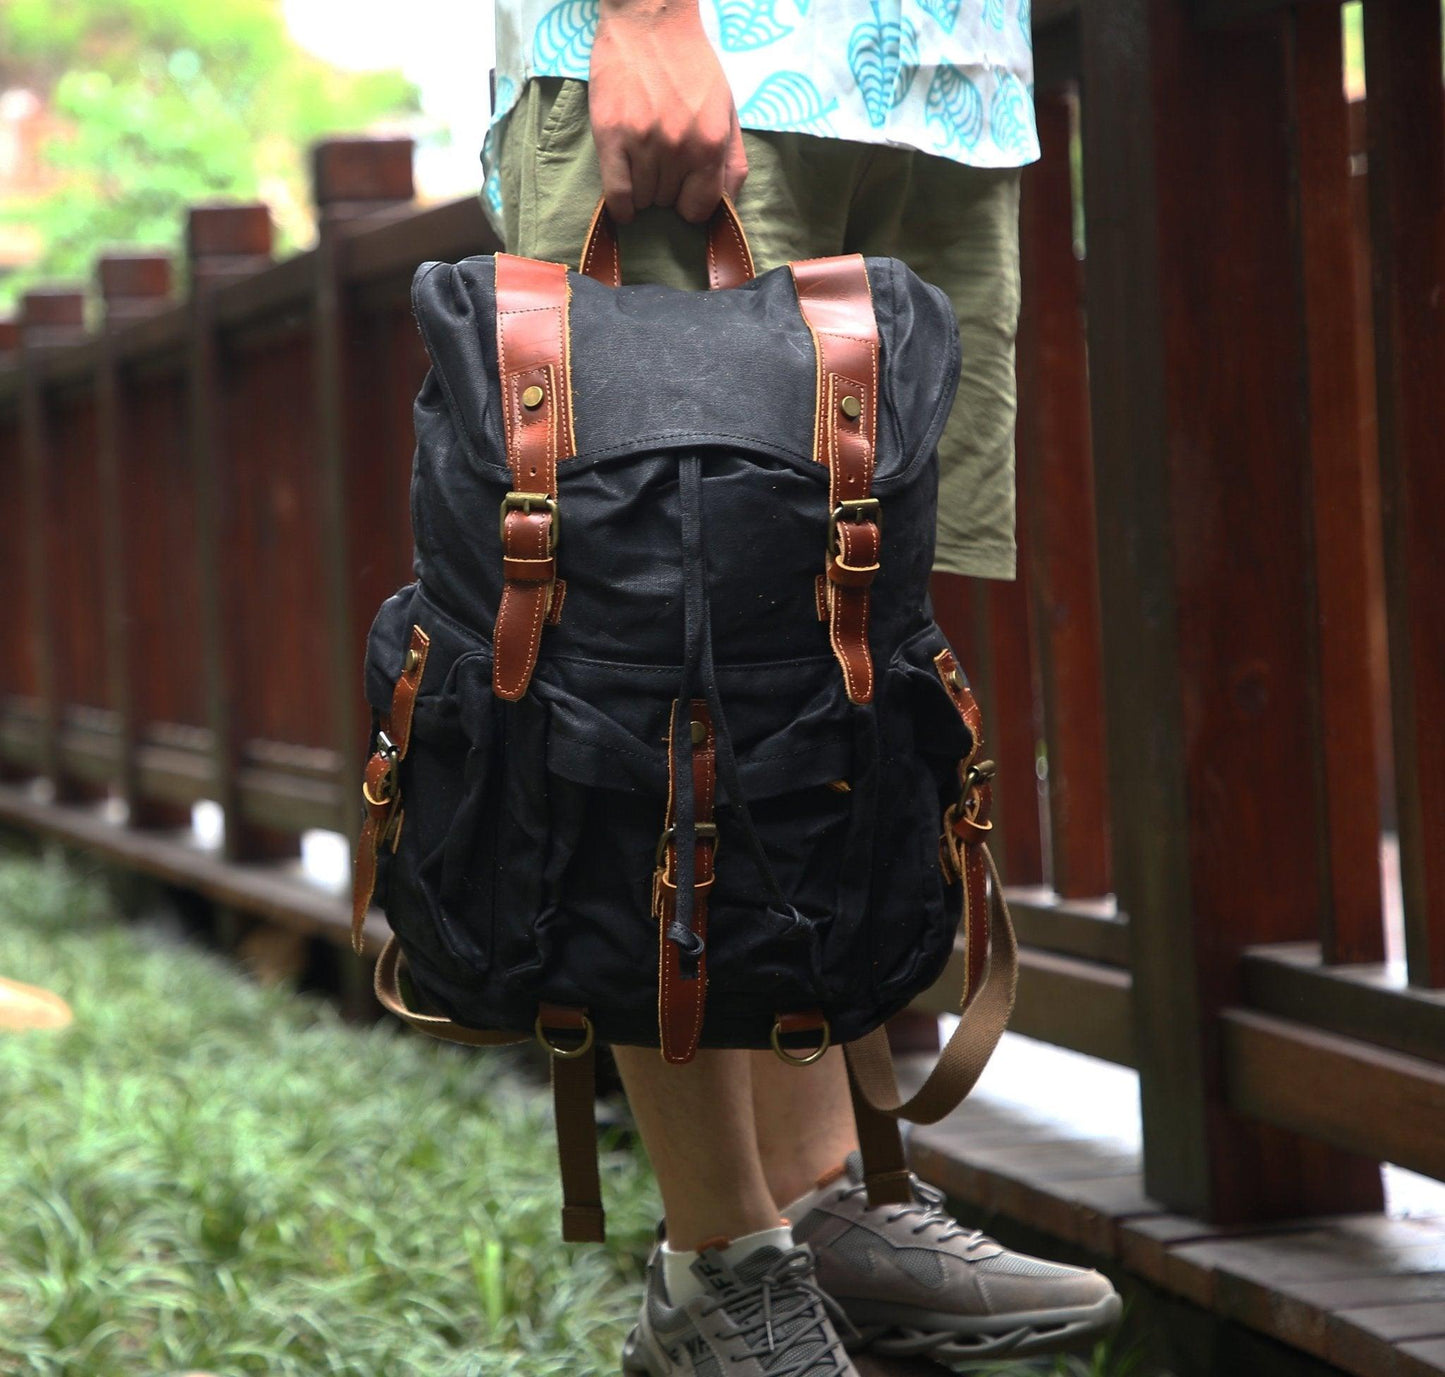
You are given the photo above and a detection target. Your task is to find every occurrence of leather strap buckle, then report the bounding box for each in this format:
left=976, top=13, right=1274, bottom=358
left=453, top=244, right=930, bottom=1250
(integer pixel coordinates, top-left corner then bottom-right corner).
left=956, top=758, right=997, bottom=818
left=500, top=491, right=560, bottom=551
left=361, top=731, right=403, bottom=847
left=655, top=821, right=719, bottom=868
left=827, top=498, right=882, bottom=557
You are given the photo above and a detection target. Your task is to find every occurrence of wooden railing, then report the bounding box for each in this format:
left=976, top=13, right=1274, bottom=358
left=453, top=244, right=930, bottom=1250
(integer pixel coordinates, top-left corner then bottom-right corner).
left=2, top=0, right=1443, bottom=1229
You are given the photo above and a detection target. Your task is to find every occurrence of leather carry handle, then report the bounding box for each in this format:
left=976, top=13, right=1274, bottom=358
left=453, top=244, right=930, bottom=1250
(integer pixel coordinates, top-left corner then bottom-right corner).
left=578, top=195, right=756, bottom=290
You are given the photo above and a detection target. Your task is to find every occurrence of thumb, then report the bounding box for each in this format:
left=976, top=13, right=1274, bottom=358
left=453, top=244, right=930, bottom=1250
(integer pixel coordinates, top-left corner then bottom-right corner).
left=723, top=108, right=749, bottom=202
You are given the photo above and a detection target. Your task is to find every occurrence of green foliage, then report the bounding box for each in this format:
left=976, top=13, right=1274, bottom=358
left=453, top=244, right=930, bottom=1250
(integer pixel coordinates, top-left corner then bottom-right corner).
left=0, top=855, right=659, bottom=1375
left=0, top=0, right=417, bottom=308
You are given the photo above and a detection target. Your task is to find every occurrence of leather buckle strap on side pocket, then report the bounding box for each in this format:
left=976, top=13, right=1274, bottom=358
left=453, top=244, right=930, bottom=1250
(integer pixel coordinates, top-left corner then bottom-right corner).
left=934, top=646, right=993, bottom=1006
left=351, top=624, right=431, bottom=952
left=842, top=649, right=1014, bottom=1209
left=492, top=253, right=577, bottom=701
left=789, top=256, right=882, bottom=704
left=652, top=699, right=718, bottom=1065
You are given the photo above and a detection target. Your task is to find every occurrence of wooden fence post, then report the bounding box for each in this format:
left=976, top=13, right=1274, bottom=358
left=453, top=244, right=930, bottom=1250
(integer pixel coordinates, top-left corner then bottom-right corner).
left=185, top=204, right=282, bottom=860
left=1078, top=0, right=1383, bottom=1220
left=1017, top=88, right=1111, bottom=901
left=311, top=138, right=414, bottom=844
left=1361, top=0, right=1445, bottom=988
left=19, top=290, right=87, bottom=796
left=1285, top=10, right=1386, bottom=966
left=96, top=254, right=183, bottom=828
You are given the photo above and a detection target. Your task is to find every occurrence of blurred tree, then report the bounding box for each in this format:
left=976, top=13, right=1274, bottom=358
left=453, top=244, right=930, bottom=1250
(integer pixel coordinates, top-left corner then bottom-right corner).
left=0, top=0, right=417, bottom=307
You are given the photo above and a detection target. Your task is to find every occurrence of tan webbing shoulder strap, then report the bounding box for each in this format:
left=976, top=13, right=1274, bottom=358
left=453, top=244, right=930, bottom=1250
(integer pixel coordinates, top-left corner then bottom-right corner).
left=492, top=253, right=576, bottom=701
left=789, top=255, right=882, bottom=704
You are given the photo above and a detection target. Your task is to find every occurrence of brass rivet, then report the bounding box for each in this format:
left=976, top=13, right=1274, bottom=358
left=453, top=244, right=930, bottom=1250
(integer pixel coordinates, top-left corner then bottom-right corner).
left=839, top=394, right=862, bottom=420
left=690, top=720, right=707, bottom=746
left=404, top=648, right=421, bottom=673
left=522, top=384, right=545, bottom=410
left=947, top=667, right=964, bottom=692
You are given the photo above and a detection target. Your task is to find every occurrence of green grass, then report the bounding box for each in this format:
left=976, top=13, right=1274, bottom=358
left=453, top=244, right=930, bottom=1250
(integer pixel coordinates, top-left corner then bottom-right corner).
left=0, top=855, right=659, bottom=1376
left=0, top=854, right=1150, bottom=1376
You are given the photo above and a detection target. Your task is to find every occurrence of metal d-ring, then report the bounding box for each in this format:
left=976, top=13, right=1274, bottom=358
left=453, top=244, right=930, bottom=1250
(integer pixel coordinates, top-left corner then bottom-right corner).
left=770, top=1016, right=832, bottom=1066
left=535, top=1012, right=595, bottom=1060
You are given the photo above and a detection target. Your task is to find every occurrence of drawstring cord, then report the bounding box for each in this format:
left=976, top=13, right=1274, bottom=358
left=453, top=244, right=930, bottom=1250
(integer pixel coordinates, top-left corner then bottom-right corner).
left=668, top=455, right=813, bottom=976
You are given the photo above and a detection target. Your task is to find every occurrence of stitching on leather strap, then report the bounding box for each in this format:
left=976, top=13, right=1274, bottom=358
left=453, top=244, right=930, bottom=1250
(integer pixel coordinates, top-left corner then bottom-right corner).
left=492, top=255, right=575, bottom=700
left=654, top=699, right=715, bottom=1064
left=789, top=256, right=881, bottom=706
left=350, top=626, right=430, bottom=951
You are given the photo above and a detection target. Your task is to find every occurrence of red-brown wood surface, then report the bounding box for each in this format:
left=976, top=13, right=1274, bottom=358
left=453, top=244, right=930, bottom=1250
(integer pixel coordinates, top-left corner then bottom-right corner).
left=219, top=331, right=330, bottom=753
left=1080, top=0, right=1382, bottom=1219
left=121, top=366, right=207, bottom=733
left=43, top=392, right=108, bottom=717
left=1288, top=9, right=1386, bottom=965
left=0, top=405, right=37, bottom=704
left=1362, top=0, right=1445, bottom=988
left=1018, top=89, right=1112, bottom=900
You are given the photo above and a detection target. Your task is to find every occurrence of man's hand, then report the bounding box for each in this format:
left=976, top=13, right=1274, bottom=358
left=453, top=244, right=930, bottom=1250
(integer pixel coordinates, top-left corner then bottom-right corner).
left=588, top=0, right=748, bottom=224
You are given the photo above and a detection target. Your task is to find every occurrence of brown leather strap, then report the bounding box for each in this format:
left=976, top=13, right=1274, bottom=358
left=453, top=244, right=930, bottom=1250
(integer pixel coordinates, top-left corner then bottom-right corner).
left=789, top=256, right=881, bottom=704
left=653, top=699, right=717, bottom=1064
left=372, top=933, right=528, bottom=1046
left=551, top=1036, right=606, bottom=1242
left=844, top=844, right=1017, bottom=1130
left=934, top=648, right=992, bottom=1003
left=579, top=195, right=755, bottom=291
left=492, top=253, right=576, bottom=701
left=846, top=1055, right=915, bottom=1207
left=351, top=625, right=431, bottom=952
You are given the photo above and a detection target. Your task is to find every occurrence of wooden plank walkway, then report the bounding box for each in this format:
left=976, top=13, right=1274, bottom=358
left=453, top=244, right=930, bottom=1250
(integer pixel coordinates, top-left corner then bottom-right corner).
left=907, top=1037, right=1445, bottom=1377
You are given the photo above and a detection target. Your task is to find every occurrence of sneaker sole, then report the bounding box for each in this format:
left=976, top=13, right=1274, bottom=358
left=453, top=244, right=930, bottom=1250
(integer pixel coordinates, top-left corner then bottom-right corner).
left=848, top=1291, right=1123, bottom=1365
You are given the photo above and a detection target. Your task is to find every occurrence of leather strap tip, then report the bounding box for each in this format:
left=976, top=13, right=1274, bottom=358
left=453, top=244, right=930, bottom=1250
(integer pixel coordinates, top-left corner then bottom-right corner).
left=561, top=1205, right=606, bottom=1244
left=864, top=1170, right=915, bottom=1206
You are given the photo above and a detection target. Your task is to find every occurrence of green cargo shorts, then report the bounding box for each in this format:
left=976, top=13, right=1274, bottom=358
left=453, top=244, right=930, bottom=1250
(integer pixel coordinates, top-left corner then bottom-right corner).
left=493, top=77, right=1020, bottom=580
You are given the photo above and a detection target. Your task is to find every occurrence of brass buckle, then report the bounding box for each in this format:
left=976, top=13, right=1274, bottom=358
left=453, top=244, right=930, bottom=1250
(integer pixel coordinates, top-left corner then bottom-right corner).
left=956, top=757, right=997, bottom=817
left=827, top=498, right=882, bottom=557
left=500, top=491, right=560, bottom=551
left=361, top=731, right=403, bottom=847
left=655, top=821, right=720, bottom=868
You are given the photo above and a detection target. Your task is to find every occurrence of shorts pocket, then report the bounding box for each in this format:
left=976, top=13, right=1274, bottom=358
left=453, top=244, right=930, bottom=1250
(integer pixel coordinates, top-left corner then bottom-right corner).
left=536, top=77, right=590, bottom=157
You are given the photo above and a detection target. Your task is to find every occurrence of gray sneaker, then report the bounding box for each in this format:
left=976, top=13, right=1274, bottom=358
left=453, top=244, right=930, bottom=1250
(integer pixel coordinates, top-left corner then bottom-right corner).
left=787, top=1154, right=1122, bottom=1365
left=620, top=1234, right=861, bottom=1376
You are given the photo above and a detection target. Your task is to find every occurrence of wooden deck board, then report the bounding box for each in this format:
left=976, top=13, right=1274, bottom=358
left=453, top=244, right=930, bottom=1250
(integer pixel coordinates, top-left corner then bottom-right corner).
left=911, top=1059, right=1445, bottom=1377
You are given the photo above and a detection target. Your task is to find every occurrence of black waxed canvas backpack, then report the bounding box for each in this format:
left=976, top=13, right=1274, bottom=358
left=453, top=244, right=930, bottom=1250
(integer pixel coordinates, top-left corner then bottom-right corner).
left=350, top=200, right=1018, bottom=1242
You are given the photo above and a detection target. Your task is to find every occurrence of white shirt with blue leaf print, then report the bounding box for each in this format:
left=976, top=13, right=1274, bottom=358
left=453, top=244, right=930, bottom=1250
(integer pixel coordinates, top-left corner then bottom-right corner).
left=484, top=0, right=1038, bottom=216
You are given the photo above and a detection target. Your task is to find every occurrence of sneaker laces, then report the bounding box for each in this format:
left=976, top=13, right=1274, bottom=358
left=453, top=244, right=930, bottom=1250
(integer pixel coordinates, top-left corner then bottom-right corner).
left=697, top=1245, right=854, bottom=1375
left=840, top=1176, right=991, bottom=1247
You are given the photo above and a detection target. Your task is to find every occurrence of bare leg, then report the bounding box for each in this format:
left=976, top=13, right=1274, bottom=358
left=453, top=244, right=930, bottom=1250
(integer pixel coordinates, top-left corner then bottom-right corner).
left=612, top=1045, right=783, bottom=1251
left=750, top=1047, right=859, bottom=1209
